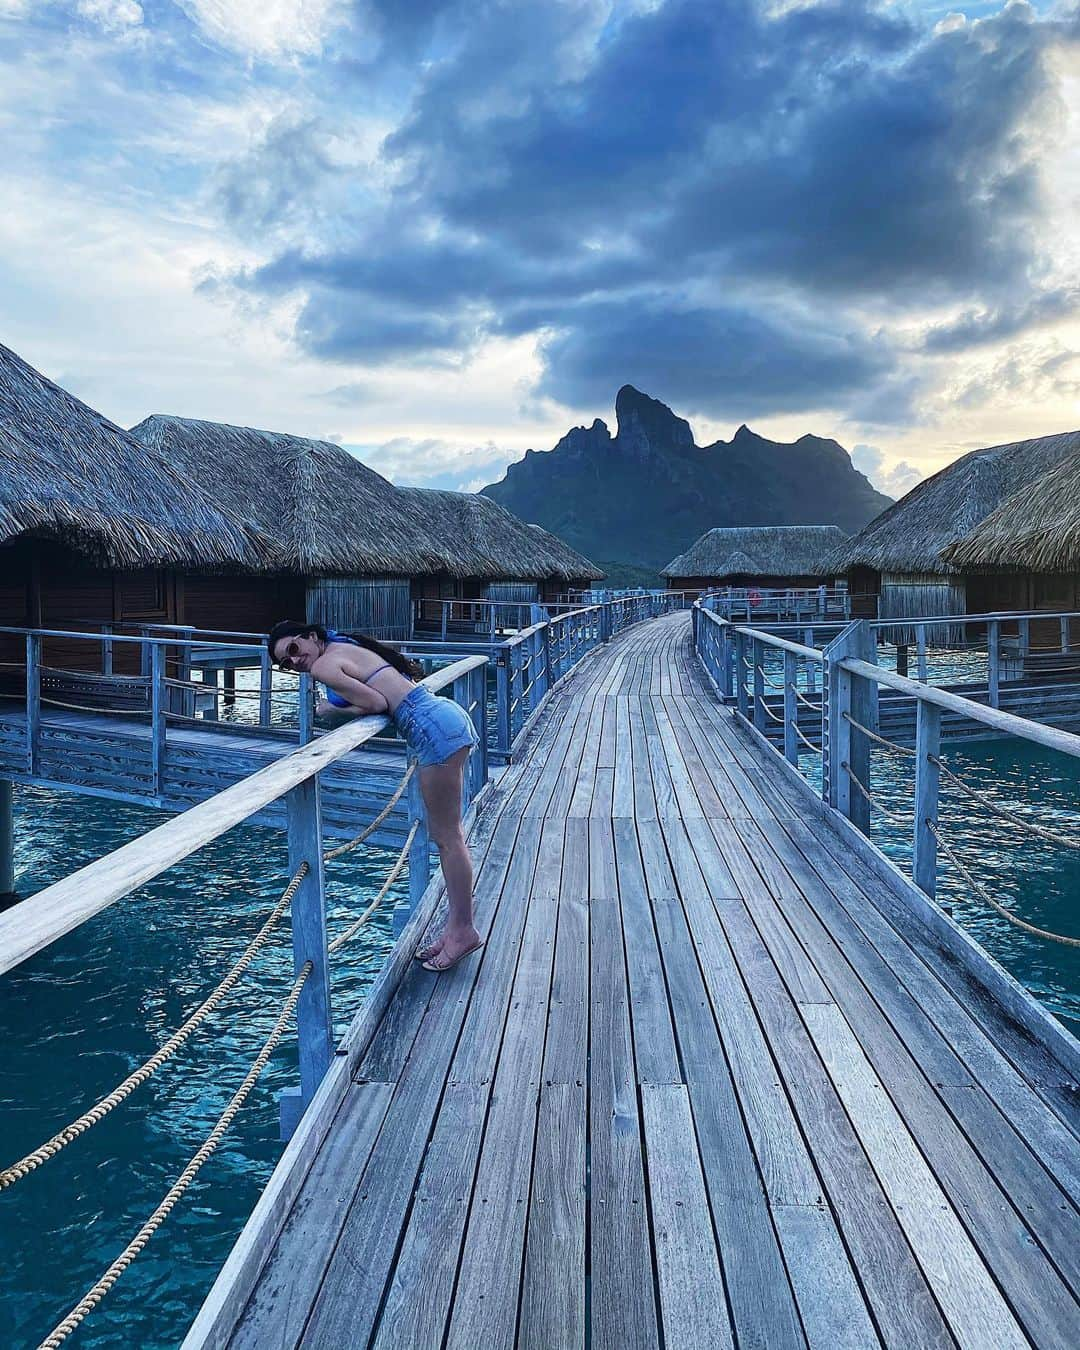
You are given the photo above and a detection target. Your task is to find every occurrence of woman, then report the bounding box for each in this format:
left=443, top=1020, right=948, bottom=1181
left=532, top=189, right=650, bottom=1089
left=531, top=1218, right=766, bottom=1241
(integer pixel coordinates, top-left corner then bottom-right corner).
left=267, top=621, right=482, bottom=973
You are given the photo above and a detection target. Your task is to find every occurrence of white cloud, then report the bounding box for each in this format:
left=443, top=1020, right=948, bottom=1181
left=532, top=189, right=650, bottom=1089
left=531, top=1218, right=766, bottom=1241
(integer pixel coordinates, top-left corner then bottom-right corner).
left=851, top=443, right=924, bottom=499
left=76, top=0, right=143, bottom=31
left=176, top=0, right=347, bottom=60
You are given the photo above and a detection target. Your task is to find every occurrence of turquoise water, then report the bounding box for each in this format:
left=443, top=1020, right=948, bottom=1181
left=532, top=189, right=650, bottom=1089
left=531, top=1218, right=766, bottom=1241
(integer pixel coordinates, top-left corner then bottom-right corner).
left=0, top=786, right=405, bottom=1350
left=797, top=738, right=1080, bottom=1031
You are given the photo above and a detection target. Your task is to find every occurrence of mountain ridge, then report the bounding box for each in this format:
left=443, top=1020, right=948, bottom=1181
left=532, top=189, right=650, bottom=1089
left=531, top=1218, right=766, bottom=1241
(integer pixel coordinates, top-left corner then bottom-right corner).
left=481, top=386, right=893, bottom=571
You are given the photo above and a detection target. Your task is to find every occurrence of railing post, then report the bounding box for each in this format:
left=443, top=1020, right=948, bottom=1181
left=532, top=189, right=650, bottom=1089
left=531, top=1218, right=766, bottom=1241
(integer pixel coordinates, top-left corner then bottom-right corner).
left=469, top=664, right=489, bottom=797
left=1018, top=617, right=1030, bottom=663
left=600, top=602, right=612, bottom=644
left=987, top=619, right=1000, bottom=709
left=1063, top=615, right=1074, bottom=655
left=496, top=650, right=511, bottom=760
left=752, top=638, right=767, bottom=733
left=718, top=623, right=733, bottom=699
left=916, top=624, right=928, bottom=682
left=0, top=778, right=14, bottom=901
left=139, top=626, right=151, bottom=679
left=441, top=603, right=449, bottom=643
left=783, top=650, right=798, bottom=765
left=734, top=630, right=749, bottom=719
left=401, top=756, right=431, bottom=936
left=280, top=776, right=333, bottom=1140
left=25, top=633, right=40, bottom=776
left=102, top=624, right=114, bottom=676
left=912, top=701, right=941, bottom=900
left=151, top=643, right=166, bottom=796
left=823, top=621, right=874, bottom=833
left=299, top=672, right=315, bottom=744
left=259, top=647, right=273, bottom=728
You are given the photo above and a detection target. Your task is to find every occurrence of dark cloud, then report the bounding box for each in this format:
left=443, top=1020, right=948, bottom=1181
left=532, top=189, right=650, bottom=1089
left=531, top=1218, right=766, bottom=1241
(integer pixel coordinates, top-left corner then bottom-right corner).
left=221, top=0, right=1077, bottom=419
left=536, top=298, right=893, bottom=418
left=922, top=288, right=1080, bottom=353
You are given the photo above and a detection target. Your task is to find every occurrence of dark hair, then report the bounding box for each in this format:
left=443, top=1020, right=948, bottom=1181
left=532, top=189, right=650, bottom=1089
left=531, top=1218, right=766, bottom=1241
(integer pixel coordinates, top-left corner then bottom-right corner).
left=267, top=620, right=422, bottom=678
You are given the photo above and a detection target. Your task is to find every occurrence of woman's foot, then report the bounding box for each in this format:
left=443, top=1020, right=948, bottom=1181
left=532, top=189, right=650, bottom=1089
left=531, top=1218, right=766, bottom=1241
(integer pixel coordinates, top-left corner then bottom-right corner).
left=414, top=936, right=444, bottom=962
left=421, top=926, right=483, bottom=972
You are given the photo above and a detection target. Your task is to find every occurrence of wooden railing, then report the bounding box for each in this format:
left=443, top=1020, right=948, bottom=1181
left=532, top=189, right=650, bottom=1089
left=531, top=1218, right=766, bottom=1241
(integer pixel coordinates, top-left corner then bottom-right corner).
left=0, top=653, right=487, bottom=1127
left=701, top=585, right=853, bottom=622
left=694, top=604, right=1080, bottom=908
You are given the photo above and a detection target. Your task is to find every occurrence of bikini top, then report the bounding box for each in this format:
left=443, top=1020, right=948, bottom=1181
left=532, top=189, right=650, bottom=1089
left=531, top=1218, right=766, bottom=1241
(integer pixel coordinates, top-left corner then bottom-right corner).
left=322, top=630, right=396, bottom=708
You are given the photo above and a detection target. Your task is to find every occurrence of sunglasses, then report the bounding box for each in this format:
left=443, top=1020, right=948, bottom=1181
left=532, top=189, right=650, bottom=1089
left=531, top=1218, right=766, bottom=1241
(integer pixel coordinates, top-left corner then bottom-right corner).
left=274, top=639, right=303, bottom=670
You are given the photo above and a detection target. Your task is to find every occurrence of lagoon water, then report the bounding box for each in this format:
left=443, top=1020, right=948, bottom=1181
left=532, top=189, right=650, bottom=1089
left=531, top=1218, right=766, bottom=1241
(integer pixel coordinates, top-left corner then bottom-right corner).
left=1, top=733, right=1078, bottom=1349
left=0, top=786, right=405, bottom=1350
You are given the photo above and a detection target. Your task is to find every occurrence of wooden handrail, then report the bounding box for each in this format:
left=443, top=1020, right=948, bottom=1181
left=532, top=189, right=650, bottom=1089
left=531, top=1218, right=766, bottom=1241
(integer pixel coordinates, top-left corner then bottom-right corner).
left=0, top=655, right=488, bottom=977
left=838, top=657, right=1080, bottom=760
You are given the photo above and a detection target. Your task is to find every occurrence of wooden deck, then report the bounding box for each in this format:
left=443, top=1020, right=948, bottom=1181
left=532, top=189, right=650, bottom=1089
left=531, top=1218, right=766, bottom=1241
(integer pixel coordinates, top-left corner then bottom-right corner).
left=198, top=611, right=1080, bottom=1349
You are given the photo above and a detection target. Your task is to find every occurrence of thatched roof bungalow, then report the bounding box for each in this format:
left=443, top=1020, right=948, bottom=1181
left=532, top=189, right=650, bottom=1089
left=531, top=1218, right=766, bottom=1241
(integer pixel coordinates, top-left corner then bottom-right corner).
left=942, top=450, right=1080, bottom=617
left=1, top=344, right=266, bottom=672
left=827, top=429, right=1080, bottom=628
left=132, top=415, right=602, bottom=638
left=661, top=525, right=847, bottom=596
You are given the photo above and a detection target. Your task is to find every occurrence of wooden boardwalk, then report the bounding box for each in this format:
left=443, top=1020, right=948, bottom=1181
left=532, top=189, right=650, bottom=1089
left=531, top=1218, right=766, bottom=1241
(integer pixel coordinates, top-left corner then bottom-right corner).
left=202, top=611, right=1080, bottom=1349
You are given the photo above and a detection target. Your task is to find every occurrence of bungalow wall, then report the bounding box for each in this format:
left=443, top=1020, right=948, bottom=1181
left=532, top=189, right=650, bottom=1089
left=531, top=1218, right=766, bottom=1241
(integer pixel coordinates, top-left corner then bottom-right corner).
left=307, top=576, right=412, bottom=641
left=878, top=571, right=967, bottom=646
left=184, top=574, right=305, bottom=637
left=966, top=571, right=1080, bottom=651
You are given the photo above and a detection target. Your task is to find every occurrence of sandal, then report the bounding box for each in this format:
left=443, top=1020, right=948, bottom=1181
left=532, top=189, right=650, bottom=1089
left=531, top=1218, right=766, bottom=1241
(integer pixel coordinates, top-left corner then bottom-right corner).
left=421, top=939, right=485, bottom=973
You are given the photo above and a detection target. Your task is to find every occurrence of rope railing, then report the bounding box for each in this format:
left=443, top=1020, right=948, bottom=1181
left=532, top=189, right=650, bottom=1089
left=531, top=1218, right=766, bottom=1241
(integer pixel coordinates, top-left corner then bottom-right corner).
left=841, top=710, right=916, bottom=758
left=794, top=687, right=822, bottom=711
left=928, top=820, right=1080, bottom=948
left=755, top=693, right=784, bottom=725
left=842, top=760, right=915, bottom=827
left=930, top=755, right=1080, bottom=853
left=37, top=962, right=312, bottom=1349
left=1, top=764, right=414, bottom=1192
left=328, top=822, right=416, bottom=954
left=792, top=721, right=823, bottom=756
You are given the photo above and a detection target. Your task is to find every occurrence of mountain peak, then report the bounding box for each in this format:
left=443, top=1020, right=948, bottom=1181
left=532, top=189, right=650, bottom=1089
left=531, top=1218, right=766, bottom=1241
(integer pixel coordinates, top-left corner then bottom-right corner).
left=615, top=385, right=694, bottom=456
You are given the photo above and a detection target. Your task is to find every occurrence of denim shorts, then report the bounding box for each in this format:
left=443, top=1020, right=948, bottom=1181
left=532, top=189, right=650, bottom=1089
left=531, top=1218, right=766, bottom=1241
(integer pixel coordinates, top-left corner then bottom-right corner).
left=395, top=685, right=479, bottom=767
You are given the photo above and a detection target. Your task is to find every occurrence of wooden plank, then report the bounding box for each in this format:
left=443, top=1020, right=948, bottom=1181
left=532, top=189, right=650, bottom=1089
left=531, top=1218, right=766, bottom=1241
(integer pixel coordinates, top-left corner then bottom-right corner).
left=227, top=1082, right=394, bottom=1350
left=640, top=1083, right=734, bottom=1349
left=589, top=895, right=659, bottom=1349
left=649, top=895, right=809, bottom=1350
left=802, top=1003, right=1028, bottom=1350
left=519, top=1082, right=587, bottom=1350
left=612, top=817, right=681, bottom=1085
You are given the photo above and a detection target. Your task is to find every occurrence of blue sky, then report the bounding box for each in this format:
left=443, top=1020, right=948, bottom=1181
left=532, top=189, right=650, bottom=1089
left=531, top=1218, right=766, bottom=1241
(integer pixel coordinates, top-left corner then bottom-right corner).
left=1, top=1, right=1078, bottom=497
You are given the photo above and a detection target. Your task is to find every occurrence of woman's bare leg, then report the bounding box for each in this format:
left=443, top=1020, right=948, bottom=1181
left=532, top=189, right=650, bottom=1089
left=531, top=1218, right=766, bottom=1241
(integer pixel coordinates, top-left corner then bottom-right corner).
left=416, top=747, right=480, bottom=967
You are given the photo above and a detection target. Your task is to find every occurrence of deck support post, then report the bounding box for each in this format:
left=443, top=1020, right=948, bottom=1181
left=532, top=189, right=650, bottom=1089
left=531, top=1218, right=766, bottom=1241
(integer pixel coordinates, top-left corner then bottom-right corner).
left=916, top=624, right=928, bottom=682
left=281, top=777, right=333, bottom=1141
left=496, top=652, right=511, bottom=760
left=734, top=630, right=749, bottom=719
left=752, top=638, right=767, bottom=733
left=151, top=643, right=166, bottom=796
left=223, top=667, right=237, bottom=709
left=895, top=644, right=909, bottom=678
left=259, top=649, right=273, bottom=729
left=0, top=779, right=15, bottom=903
left=25, top=633, right=40, bottom=776
left=824, top=621, right=875, bottom=835
left=400, top=757, right=430, bottom=937
left=783, top=650, right=798, bottom=765
left=987, top=620, right=1000, bottom=709
left=912, top=701, right=941, bottom=902
left=298, top=673, right=314, bottom=745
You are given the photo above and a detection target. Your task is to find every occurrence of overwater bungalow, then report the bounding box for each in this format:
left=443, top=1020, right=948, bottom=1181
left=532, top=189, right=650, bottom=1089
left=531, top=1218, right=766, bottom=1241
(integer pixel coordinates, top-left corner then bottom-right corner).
left=0, top=343, right=265, bottom=678
left=660, top=525, right=847, bottom=598
left=133, top=416, right=602, bottom=639
left=829, top=429, right=1080, bottom=629
left=399, top=487, right=603, bottom=629
left=942, top=450, right=1080, bottom=653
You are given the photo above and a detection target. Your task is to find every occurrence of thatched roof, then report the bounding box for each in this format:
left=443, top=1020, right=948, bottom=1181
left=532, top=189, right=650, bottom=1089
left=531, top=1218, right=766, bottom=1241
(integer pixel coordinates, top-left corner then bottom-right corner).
left=0, top=344, right=264, bottom=568
left=397, top=487, right=604, bottom=581
left=132, top=415, right=451, bottom=577
left=661, top=525, right=847, bottom=580
left=942, top=450, right=1080, bottom=573
left=133, top=414, right=602, bottom=580
left=828, top=430, right=1080, bottom=577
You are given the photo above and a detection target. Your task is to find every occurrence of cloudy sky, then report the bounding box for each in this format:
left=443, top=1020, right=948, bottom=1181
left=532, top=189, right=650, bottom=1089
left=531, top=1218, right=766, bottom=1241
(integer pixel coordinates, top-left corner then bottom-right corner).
left=1, top=1, right=1078, bottom=498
